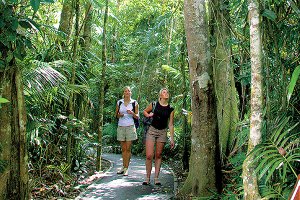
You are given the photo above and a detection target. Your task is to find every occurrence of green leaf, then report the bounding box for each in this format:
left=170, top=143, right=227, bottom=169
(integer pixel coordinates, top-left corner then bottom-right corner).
left=252, top=148, right=277, bottom=164
left=5, top=51, right=13, bottom=63
left=271, top=117, right=289, bottom=142
left=19, top=19, right=33, bottom=29
left=0, top=97, right=10, bottom=103
left=7, top=32, right=16, bottom=42
left=7, top=0, right=19, bottom=4
left=276, top=123, right=299, bottom=147
left=41, top=0, right=54, bottom=2
left=289, top=0, right=300, bottom=15
left=258, top=157, right=282, bottom=180
left=0, top=19, right=5, bottom=29
left=11, top=18, right=18, bottom=30
left=30, top=0, right=40, bottom=12
left=25, top=38, right=33, bottom=49
left=265, top=160, right=283, bottom=183
left=262, top=9, right=277, bottom=21
left=255, top=153, right=277, bottom=174
left=0, top=60, right=5, bottom=71
left=287, top=66, right=300, bottom=102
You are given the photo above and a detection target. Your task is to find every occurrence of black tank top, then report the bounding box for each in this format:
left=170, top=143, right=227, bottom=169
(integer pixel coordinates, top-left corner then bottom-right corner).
left=151, top=102, right=174, bottom=130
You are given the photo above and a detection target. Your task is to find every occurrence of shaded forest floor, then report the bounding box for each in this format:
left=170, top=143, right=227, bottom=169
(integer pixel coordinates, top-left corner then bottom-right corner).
left=29, top=154, right=188, bottom=199
left=29, top=158, right=111, bottom=199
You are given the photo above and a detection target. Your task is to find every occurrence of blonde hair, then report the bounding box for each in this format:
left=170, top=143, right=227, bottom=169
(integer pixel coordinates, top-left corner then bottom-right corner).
left=123, top=86, right=132, bottom=98
left=123, top=86, right=131, bottom=92
left=158, top=88, right=169, bottom=100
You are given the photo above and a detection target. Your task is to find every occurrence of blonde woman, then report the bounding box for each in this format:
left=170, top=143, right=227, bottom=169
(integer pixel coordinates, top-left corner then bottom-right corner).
left=115, top=86, right=139, bottom=176
left=142, top=88, right=175, bottom=185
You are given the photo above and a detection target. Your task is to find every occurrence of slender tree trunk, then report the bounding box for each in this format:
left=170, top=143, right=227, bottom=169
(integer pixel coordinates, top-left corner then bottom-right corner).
left=180, top=36, right=190, bottom=171
left=96, top=0, right=109, bottom=171
left=0, top=67, right=29, bottom=200
left=76, top=3, right=93, bottom=121
left=166, top=16, right=174, bottom=65
left=67, top=0, right=79, bottom=173
left=181, top=0, right=219, bottom=197
left=81, top=3, right=93, bottom=51
left=210, top=0, right=239, bottom=156
left=242, top=0, right=263, bottom=199
left=111, top=0, right=120, bottom=63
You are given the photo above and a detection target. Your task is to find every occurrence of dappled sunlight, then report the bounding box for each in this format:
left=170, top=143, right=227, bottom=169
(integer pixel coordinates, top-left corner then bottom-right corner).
left=76, top=153, right=175, bottom=199
left=137, top=194, right=172, bottom=200
left=90, top=178, right=140, bottom=189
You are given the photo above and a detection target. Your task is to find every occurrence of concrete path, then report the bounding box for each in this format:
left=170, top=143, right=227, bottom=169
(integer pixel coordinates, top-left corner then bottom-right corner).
left=75, top=153, right=176, bottom=200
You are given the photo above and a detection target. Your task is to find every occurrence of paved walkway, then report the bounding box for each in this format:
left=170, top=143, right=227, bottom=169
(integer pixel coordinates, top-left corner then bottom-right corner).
left=75, top=153, right=176, bottom=200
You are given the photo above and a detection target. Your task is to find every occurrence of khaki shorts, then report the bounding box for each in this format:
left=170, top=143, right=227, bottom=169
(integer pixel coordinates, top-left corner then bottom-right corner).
left=146, top=126, right=167, bottom=143
left=117, top=125, right=137, bottom=141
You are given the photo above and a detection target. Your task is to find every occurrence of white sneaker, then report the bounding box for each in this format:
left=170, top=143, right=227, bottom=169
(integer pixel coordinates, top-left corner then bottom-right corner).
left=123, top=168, right=128, bottom=176
left=117, top=167, right=125, bottom=174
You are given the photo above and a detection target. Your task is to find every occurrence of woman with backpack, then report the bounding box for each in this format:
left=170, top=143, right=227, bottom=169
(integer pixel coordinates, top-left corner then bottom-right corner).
left=115, top=86, right=139, bottom=176
left=142, top=88, right=175, bottom=185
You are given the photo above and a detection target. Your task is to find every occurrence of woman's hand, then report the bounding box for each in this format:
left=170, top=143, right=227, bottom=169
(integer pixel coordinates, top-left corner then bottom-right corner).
left=147, top=112, right=154, bottom=118
left=170, top=138, right=175, bottom=150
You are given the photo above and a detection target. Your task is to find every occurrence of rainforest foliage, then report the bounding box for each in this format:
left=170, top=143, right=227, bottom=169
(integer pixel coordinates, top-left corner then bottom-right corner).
left=0, top=0, right=299, bottom=199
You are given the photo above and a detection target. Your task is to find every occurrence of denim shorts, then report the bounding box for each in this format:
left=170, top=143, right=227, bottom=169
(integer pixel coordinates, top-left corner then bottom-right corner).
left=146, top=126, right=167, bottom=143
left=117, top=125, right=137, bottom=141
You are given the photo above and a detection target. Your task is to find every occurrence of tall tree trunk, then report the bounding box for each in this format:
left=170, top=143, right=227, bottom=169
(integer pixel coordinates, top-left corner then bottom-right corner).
left=80, top=3, right=93, bottom=52
left=66, top=0, right=80, bottom=173
left=0, top=4, right=29, bottom=199
left=0, top=67, right=29, bottom=199
left=181, top=0, right=219, bottom=197
left=58, top=0, right=74, bottom=47
left=96, top=0, right=109, bottom=171
left=210, top=0, right=239, bottom=156
left=242, top=0, right=263, bottom=199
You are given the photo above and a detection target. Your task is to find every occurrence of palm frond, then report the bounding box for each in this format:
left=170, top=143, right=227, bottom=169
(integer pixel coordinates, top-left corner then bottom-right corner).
left=23, top=60, right=68, bottom=94
left=260, top=184, right=287, bottom=200
left=251, top=116, right=300, bottom=184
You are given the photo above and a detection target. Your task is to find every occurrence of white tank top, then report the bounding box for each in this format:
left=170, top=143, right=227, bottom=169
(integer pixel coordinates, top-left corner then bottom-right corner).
left=117, top=99, right=138, bottom=127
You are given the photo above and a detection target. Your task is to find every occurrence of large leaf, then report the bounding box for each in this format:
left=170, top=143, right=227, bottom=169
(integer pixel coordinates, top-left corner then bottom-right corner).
left=0, top=97, right=10, bottom=109
left=262, top=9, right=277, bottom=21
left=252, top=117, right=299, bottom=184
left=0, top=97, right=9, bottom=104
left=30, top=0, right=40, bottom=12
left=287, top=66, right=300, bottom=102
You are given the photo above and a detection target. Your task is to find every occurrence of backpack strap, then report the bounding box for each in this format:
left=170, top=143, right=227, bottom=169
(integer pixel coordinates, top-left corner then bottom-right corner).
left=132, top=101, right=136, bottom=113
left=116, top=101, right=122, bottom=117
left=151, top=101, right=157, bottom=113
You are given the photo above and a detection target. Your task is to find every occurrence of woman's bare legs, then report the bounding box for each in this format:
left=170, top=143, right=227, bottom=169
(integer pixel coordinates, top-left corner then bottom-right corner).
left=154, top=142, right=165, bottom=184
left=119, top=141, right=132, bottom=176
left=145, top=139, right=155, bottom=182
left=121, top=141, right=132, bottom=168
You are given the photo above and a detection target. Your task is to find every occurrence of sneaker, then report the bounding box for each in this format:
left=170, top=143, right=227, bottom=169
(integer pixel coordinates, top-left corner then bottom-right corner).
left=117, top=167, right=125, bottom=174
left=123, top=168, right=128, bottom=176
